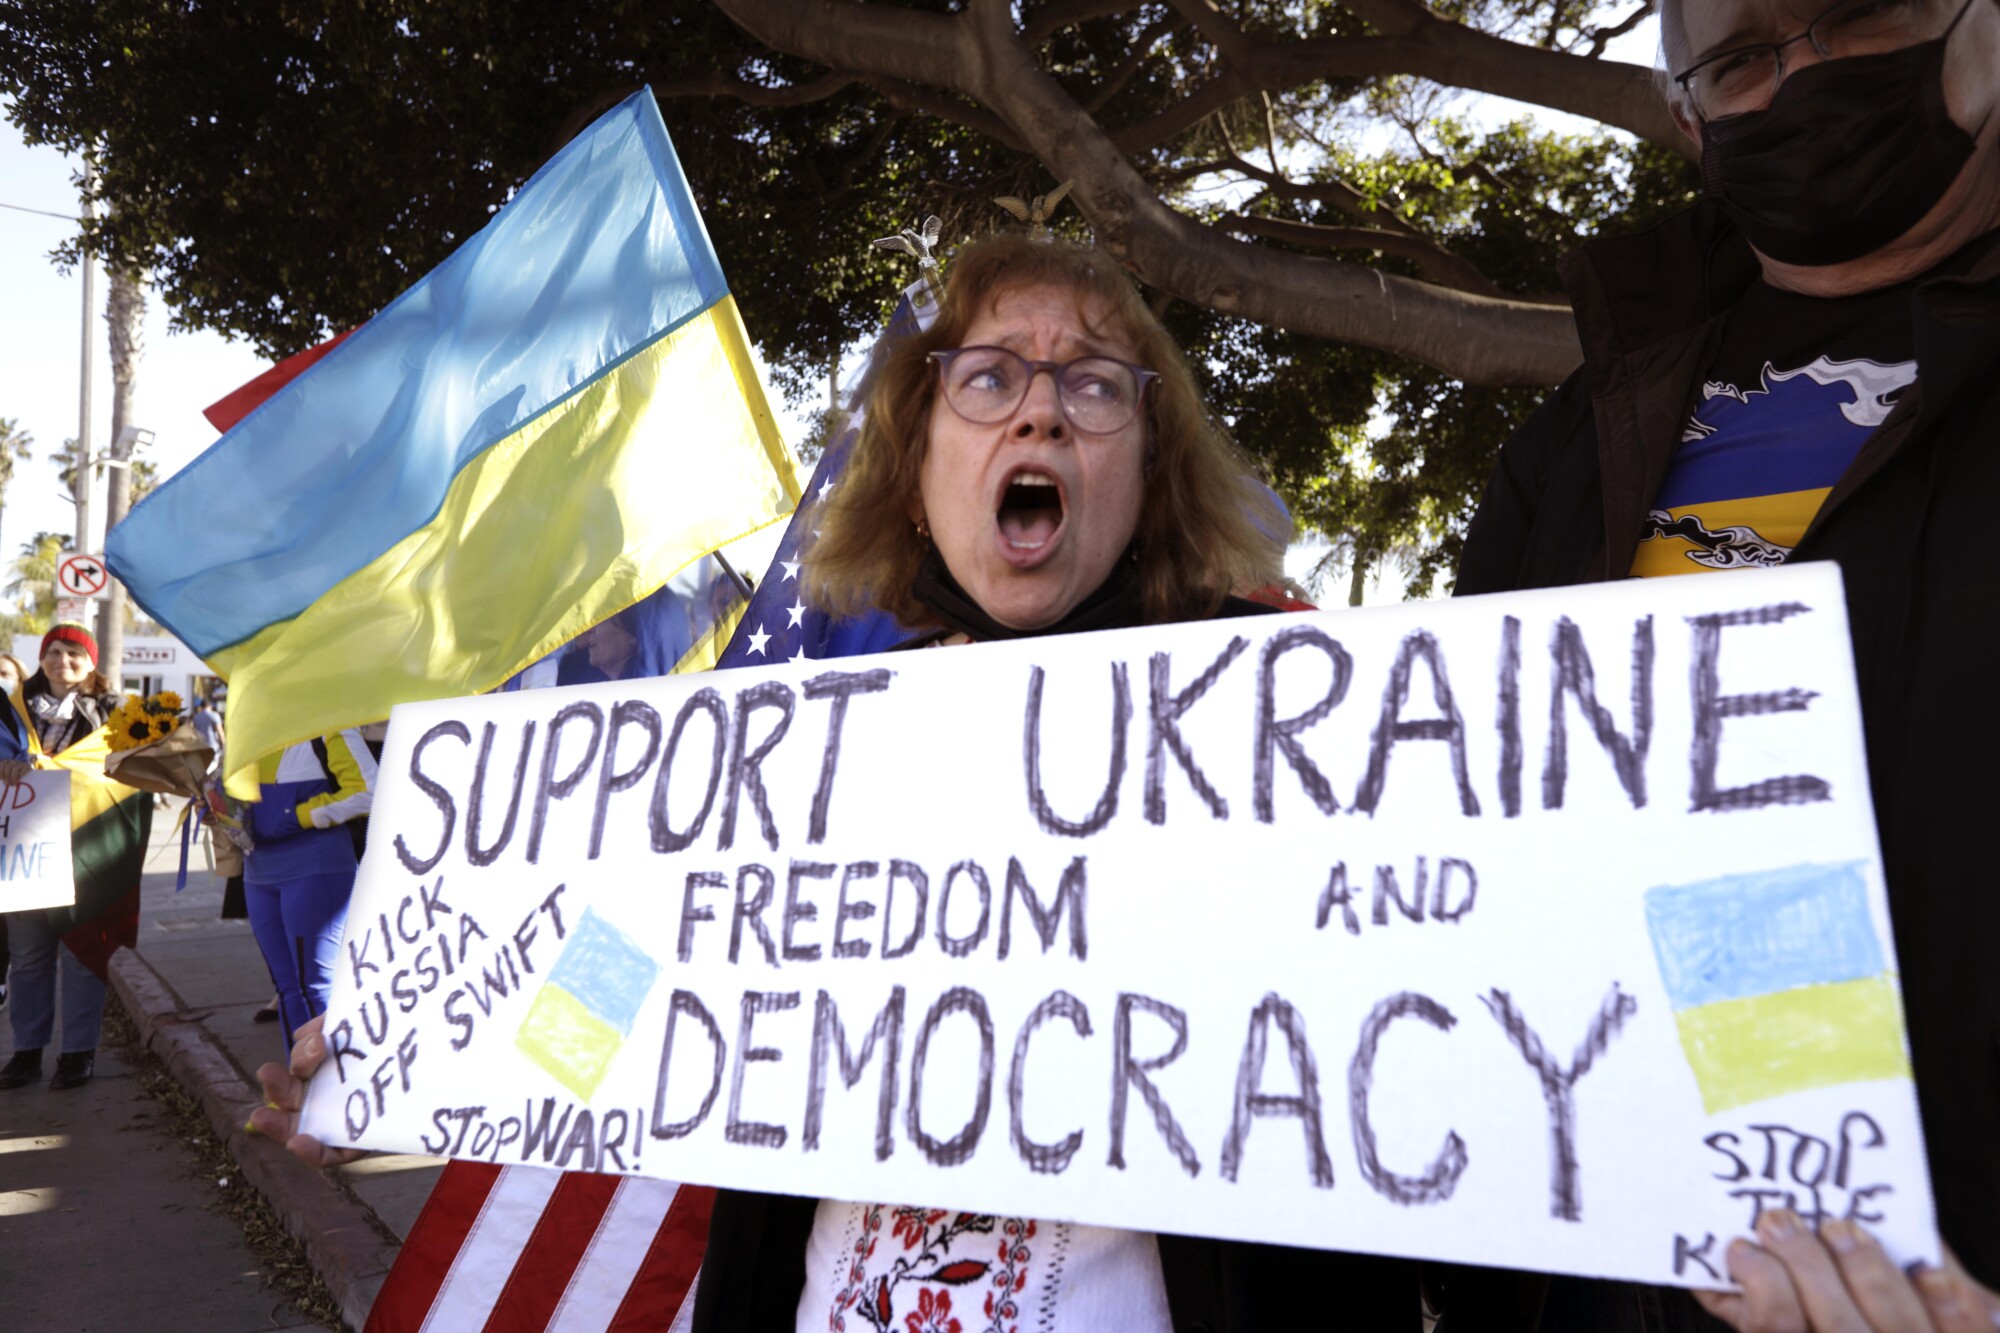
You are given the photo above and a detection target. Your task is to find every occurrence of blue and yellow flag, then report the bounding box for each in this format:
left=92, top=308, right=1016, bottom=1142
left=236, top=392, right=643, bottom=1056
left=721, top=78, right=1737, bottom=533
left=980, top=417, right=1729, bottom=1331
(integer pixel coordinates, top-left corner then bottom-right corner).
left=1645, top=861, right=1911, bottom=1113
left=107, top=89, right=799, bottom=793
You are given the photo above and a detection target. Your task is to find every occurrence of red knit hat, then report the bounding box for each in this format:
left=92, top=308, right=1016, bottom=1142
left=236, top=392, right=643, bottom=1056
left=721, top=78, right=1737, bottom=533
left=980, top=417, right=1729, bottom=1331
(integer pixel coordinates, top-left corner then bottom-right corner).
left=41, top=621, right=99, bottom=667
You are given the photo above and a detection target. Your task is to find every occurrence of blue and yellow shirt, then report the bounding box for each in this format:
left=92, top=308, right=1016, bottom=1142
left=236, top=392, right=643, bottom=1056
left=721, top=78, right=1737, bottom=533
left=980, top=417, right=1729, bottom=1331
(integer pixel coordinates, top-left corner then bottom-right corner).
left=1632, top=279, right=1915, bottom=578
left=245, top=728, right=376, bottom=884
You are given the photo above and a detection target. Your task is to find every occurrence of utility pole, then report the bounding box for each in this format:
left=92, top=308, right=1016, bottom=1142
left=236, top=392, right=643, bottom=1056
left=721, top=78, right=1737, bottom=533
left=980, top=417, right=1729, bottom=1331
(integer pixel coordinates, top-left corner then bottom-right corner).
left=74, top=164, right=94, bottom=572
left=99, top=267, right=146, bottom=683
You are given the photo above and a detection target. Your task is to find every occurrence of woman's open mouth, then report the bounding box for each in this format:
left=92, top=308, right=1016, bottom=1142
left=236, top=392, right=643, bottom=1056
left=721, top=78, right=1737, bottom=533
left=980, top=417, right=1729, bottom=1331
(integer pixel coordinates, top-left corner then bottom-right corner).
left=995, top=468, right=1067, bottom=560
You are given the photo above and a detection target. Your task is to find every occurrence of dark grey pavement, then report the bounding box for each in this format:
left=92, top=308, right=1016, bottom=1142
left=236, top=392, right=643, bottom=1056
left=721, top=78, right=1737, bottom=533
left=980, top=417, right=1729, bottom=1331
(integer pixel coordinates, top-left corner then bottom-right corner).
left=2, top=800, right=442, bottom=1331
left=0, top=1020, right=319, bottom=1331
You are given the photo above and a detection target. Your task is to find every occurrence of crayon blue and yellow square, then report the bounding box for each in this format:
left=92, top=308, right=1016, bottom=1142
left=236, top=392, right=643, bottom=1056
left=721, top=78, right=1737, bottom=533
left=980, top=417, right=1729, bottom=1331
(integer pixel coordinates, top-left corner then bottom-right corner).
left=516, top=909, right=660, bottom=1099
left=1644, top=862, right=1910, bottom=1114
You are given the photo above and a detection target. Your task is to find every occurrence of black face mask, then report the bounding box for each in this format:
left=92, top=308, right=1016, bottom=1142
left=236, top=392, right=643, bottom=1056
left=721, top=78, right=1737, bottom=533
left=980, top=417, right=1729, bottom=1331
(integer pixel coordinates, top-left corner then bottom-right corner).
left=1700, top=0, right=1985, bottom=268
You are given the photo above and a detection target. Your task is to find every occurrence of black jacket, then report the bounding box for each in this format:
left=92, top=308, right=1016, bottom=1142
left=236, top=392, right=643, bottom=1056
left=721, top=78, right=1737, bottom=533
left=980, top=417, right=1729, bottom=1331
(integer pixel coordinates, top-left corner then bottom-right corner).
left=1458, top=204, right=2000, bottom=1296
left=691, top=596, right=1425, bottom=1332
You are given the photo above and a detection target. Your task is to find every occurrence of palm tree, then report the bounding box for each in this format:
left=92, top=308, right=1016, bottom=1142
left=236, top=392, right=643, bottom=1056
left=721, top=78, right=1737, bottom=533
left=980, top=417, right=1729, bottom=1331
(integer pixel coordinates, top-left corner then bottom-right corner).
left=6, top=531, right=73, bottom=634
left=55, top=436, right=101, bottom=499
left=0, top=418, right=33, bottom=548
left=127, top=457, right=159, bottom=508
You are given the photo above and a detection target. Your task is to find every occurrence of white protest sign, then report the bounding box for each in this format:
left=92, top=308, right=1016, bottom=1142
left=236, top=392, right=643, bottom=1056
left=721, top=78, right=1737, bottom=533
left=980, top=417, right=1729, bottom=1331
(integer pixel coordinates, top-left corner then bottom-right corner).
left=0, top=772, right=76, bottom=911
left=303, top=562, right=1937, bottom=1288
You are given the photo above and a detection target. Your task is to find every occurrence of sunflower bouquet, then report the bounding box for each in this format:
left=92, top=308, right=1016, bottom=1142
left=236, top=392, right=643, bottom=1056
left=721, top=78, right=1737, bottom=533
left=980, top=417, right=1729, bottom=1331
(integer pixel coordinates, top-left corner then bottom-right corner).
left=107, top=689, right=186, bottom=752
left=102, top=690, right=215, bottom=800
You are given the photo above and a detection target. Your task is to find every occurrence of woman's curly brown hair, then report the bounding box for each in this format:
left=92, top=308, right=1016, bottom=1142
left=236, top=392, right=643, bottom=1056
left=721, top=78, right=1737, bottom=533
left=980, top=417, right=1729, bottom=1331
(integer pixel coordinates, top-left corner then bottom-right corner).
left=804, top=233, right=1289, bottom=628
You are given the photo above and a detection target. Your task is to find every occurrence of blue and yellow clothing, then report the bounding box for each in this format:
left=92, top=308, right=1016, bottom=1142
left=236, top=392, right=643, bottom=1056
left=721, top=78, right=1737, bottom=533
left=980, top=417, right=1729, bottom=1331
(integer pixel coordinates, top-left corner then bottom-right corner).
left=1632, top=279, right=1915, bottom=577
left=245, top=729, right=375, bottom=883
left=0, top=697, right=25, bottom=763
left=244, top=729, right=375, bottom=1042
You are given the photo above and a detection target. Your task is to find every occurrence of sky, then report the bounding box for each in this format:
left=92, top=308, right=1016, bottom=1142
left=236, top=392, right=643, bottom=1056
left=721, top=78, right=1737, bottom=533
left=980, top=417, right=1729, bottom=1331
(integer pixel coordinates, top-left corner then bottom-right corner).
left=0, top=20, right=1658, bottom=610
left=0, top=127, right=269, bottom=564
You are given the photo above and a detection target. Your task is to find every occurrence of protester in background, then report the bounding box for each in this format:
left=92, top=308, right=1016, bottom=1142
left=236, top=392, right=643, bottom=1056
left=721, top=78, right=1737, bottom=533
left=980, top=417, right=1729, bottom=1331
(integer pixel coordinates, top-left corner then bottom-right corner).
left=0, top=652, right=28, bottom=707
left=0, top=624, right=136, bottom=1091
left=342, top=721, right=387, bottom=862
left=554, top=603, right=681, bottom=685
left=199, top=710, right=277, bottom=1021
left=1454, top=0, right=2000, bottom=1325
left=243, top=731, right=374, bottom=1043
left=189, top=696, right=222, bottom=754
left=0, top=651, right=22, bottom=1011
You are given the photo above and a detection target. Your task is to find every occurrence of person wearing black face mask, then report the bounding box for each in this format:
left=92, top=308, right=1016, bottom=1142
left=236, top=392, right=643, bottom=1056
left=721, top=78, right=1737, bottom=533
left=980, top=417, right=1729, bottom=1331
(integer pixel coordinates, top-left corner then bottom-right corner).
left=1449, top=0, right=2000, bottom=1330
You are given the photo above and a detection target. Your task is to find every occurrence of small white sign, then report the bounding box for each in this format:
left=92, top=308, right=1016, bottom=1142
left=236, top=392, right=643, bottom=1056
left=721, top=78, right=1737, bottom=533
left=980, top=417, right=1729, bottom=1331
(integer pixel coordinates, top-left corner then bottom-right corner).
left=0, top=773, right=76, bottom=911
left=124, top=646, right=175, bottom=665
left=302, top=563, right=1935, bottom=1289
left=56, top=552, right=110, bottom=600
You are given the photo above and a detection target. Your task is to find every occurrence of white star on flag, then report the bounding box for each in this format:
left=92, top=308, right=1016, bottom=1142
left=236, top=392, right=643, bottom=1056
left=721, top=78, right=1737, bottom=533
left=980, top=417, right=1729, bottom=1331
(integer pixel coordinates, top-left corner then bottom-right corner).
left=712, top=274, right=935, bottom=674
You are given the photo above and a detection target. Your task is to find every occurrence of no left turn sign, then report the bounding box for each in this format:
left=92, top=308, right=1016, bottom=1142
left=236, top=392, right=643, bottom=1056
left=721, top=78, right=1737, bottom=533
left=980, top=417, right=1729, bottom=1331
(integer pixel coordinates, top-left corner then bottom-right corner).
left=57, top=553, right=110, bottom=600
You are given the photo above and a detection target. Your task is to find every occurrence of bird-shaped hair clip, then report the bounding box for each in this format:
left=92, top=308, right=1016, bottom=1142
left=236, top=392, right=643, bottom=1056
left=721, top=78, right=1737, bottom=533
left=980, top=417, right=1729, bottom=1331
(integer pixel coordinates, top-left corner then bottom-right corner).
left=994, top=181, right=1074, bottom=241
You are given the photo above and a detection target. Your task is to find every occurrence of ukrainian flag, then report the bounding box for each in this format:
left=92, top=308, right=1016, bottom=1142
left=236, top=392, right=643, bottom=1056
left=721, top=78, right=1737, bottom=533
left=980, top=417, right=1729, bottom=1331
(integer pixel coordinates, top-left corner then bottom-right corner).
left=1645, top=862, right=1911, bottom=1113
left=106, top=89, right=799, bottom=793
left=517, top=908, right=660, bottom=1100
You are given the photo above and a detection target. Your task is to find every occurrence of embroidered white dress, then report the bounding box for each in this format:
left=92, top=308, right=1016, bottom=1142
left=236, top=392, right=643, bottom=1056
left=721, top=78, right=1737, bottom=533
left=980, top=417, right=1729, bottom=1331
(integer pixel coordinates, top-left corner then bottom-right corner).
left=796, top=1201, right=1173, bottom=1333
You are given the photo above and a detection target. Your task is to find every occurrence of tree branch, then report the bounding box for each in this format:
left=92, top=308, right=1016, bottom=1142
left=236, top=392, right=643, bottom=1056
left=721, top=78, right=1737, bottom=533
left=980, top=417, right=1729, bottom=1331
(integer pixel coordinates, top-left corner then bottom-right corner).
left=716, top=0, right=1582, bottom=384
left=873, top=78, right=1026, bottom=150
left=1169, top=154, right=1420, bottom=236
left=1083, top=15, right=1185, bottom=115
left=1582, top=2, right=1656, bottom=59
left=1111, top=69, right=1259, bottom=153
left=652, top=70, right=861, bottom=106
left=1022, top=0, right=1144, bottom=45
left=1166, top=0, right=1250, bottom=63
left=714, top=0, right=972, bottom=90
left=1260, top=8, right=1686, bottom=157
left=1221, top=213, right=1567, bottom=305
left=1109, top=33, right=1682, bottom=160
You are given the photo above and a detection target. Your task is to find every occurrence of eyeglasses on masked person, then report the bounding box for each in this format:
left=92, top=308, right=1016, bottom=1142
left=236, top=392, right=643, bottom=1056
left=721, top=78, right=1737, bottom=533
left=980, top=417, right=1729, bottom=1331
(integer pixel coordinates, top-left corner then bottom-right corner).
left=1674, top=0, right=1977, bottom=120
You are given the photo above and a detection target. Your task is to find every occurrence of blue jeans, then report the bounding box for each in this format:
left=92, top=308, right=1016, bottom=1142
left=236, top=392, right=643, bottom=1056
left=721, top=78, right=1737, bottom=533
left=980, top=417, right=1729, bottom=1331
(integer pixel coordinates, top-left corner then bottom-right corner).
left=4, top=910, right=106, bottom=1055
left=245, top=870, right=353, bottom=1046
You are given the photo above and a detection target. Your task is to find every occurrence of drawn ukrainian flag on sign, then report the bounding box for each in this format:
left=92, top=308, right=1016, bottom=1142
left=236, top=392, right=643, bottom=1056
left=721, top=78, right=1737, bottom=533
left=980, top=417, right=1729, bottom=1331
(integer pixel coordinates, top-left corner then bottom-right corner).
left=1645, top=862, right=1910, bottom=1114
left=105, top=88, right=798, bottom=794
left=517, top=908, right=660, bottom=1100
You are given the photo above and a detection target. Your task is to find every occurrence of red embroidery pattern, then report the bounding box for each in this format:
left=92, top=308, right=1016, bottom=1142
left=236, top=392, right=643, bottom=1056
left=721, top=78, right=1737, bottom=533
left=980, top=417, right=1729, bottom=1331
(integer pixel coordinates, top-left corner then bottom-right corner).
left=981, top=1218, right=1035, bottom=1333
left=830, top=1204, right=885, bottom=1331
left=907, top=1288, right=962, bottom=1333
left=833, top=1206, right=1029, bottom=1333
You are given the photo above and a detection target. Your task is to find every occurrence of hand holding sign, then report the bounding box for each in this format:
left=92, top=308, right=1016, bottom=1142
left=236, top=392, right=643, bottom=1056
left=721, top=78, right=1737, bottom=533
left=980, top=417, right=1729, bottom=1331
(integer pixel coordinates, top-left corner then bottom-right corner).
left=1697, top=1219, right=2000, bottom=1333
left=252, top=1016, right=371, bottom=1169
left=300, top=563, right=1939, bottom=1291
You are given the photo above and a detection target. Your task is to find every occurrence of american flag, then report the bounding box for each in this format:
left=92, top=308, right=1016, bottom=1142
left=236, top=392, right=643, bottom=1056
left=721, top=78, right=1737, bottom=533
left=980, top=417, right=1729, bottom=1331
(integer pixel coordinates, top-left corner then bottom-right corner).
left=363, top=1165, right=713, bottom=1333
left=713, top=281, right=936, bottom=670
left=366, top=281, right=935, bottom=1332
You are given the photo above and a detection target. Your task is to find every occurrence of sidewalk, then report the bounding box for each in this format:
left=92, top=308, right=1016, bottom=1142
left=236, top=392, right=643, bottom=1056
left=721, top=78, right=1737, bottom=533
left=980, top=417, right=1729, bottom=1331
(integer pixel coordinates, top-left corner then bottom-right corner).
left=100, top=802, right=439, bottom=1330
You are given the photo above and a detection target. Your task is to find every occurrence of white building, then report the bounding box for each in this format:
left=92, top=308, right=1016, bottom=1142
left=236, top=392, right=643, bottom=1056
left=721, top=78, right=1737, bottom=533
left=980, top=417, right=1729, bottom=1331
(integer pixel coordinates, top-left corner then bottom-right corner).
left=12, top=630, right=221, bottom=702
